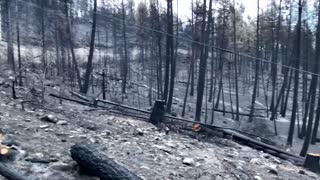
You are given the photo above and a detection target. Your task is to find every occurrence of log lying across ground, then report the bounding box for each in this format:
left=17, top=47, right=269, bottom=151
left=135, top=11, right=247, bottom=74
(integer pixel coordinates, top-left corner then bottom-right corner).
left=70, top=143, right=143, bottom=180
left=50, top=93, right=305, bottom=165
left=0, top=163, right=28, bottom=180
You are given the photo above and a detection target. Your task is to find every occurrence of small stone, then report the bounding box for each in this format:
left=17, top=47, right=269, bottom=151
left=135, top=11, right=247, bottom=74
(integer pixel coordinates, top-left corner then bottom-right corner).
left=40, top=125, right=50, bottom=129
left=51, top=162, right=74, bottom=171
left=89, top=138, right=97, bottom=143
left=24, top=118, right=31, bottom=122
left=267, top=165, right=278, bottom=175
left=268, top=168, right=278, bottom=175
left=182, top=157, right=194, bottom=166
left=254, top=176, right=262, bottom=180
left=40, top=114, right=58, bottom=123
left=56, top=120, right=67, bottom=125
left=270, top=157, right=281, bottom=164
left=260, top=153, right=270, bottom=159
left=298, top=169, right=305, bottom=175
left=107, top=116, right=115, bottom=121
left=133, top=128, right=144, bottom=136
left=250, top=158, right=263, bottom=165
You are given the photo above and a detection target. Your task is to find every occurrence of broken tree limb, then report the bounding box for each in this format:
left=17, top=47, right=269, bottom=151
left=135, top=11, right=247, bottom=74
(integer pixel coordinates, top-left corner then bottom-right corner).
left=70, top=143, right=143, bottom=180
left=0, top=163, right=28, bottom=180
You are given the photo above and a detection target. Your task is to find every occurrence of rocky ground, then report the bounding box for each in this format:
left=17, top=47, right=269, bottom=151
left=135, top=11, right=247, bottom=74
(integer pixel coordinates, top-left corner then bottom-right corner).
left=0, top=79, right=319, bottom=180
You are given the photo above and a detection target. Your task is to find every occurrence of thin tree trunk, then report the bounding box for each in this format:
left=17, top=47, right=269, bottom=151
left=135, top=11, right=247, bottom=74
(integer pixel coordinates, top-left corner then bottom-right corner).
left=281, top=68, right=293, bottom=117
left=233, top=0, right=239, bottom=121
left=16, top=0, right=22, bottom=86
left=287, top=0, right=302, bottom=147
left=249, top=0, right=260, bottom=122
left=64, top=0, right=82, bottom=90
left=82, top=0, right=97, bottom=94
left=209, top=18, right=215, bottom=102
left=6, top=0, right=15, bottom=72
left=166, top=0, right=177, bottom=113
left=121, top=0, right=129, bottom=97
left=195, top=0, right=213, bottom=122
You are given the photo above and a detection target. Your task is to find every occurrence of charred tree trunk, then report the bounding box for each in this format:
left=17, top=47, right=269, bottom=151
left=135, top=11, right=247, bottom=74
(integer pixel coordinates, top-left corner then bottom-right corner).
left=64, top=0, right=82, bottom=91
left=287, top=0, right=302, bottom=147
left=5, top=0, right=15, bottom=72
left=82, top=0, right=97, bottom=94
left=16, top=0, right=22, bottom=86
left=233, top=0, right=239, bottom=121
left=195, top=0, right=213, bottom=122
left=249, top=0, right=260, bottom=122
left=166, top=0, right=176, bottom=113
left=70, top=144, right=142, bottom=180
left=121, top=0, right=128, bottom=96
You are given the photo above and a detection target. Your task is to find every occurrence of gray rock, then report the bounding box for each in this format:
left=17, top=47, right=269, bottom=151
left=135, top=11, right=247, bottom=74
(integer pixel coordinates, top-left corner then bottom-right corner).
left=39, top=125, right=50, bottom=129
left=24, top=118, right=31, bottom=122
left=133, top=128, right=144, bottom=136
left=267, top=165, right=278, bottom=175
left=40, top=114, right=58, bottom=123
left=270, top=157, right=281, bottom=164
left=182, top=157, right=194, bottom=166
left=254, top=176, right=262, bottom=180
left=268, top=168, right=278, bottom=175
left=250, top=158, right=263, bottom=165
left=56, top=120, right=68, bottom=125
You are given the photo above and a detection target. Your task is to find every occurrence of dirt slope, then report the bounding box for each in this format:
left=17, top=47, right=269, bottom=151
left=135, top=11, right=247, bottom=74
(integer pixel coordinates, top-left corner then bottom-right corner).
left=0, top=83, right=319, bottom=180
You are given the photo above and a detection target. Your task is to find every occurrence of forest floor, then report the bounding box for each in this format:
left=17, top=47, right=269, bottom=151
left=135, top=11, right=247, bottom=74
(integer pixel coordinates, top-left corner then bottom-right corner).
left=0, top=67, right=320, bottom=179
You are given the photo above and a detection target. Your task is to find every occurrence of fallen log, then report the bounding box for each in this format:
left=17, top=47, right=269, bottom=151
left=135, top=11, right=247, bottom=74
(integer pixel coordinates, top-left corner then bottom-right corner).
left=70, top=91, right=91, bottom=102
left=0, top=163, right=28, bottom=180
left=209, top=108, right=266, bottom=118
left=161, top=114, right=305, bottom=164
left=70, top=143, right=143, bottom=180
left=205, top=127, right=304, bottom=164
left=96, top=99, right=150, bottom=114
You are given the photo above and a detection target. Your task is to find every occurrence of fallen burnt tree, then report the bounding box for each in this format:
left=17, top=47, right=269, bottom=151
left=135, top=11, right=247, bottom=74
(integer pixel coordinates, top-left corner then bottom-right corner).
left=164, top=116, right=304, bottom=164
left=0, top=163, right=28, bottom=180
left=49, top=93, right=305, bottom=165
left=71, top=143, right=142, bottom=180
left=209, top=108, right=266, bottom=118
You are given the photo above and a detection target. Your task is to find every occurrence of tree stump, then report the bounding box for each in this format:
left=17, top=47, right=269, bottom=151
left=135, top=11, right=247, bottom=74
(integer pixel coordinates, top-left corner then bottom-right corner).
left=70, top=143, right=142, bottom=180
left=303, top=153, right=320, bottom=172
left=149, top=100, right=166, bottom=125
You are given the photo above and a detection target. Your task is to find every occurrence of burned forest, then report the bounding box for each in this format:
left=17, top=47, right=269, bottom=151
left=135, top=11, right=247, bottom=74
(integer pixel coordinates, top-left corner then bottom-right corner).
left=0, top=0, right=320, bottom=179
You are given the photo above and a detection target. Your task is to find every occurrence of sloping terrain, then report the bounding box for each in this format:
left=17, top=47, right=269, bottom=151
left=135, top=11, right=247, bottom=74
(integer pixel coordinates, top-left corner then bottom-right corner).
left=0, top=79, right=319, bottom=180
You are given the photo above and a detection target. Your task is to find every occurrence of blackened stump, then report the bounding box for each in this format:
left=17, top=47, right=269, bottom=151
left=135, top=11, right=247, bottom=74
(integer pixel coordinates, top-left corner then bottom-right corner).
left=149, top=100, right=166, bottom=125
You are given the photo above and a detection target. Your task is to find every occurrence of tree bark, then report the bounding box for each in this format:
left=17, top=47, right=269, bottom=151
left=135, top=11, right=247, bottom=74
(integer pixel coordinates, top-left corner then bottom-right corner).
left=70, top=144, right=142, bottom=180
left=249, top=0, right=260, bottom=122
left=81, top=0, right=97, bottom=94
left=287, top=0, right=302, bottom=147
left=195, top=0, right=213, bottom=122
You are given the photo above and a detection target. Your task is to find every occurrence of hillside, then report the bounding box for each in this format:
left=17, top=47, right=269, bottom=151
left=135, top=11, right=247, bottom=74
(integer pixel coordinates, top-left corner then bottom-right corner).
left=0, top=68, right=319, bottom=180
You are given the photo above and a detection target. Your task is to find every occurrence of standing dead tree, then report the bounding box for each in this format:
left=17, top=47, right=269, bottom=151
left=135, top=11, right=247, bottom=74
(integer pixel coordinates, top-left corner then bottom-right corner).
left=82, top=0, right=98, bottom=94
